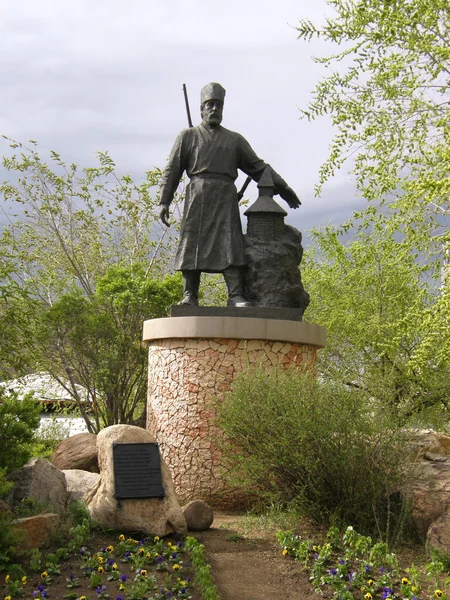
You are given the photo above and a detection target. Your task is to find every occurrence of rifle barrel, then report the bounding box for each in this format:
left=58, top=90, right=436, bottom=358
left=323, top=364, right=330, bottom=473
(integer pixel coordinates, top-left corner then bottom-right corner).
left=182, top=84, right=193, bottom=128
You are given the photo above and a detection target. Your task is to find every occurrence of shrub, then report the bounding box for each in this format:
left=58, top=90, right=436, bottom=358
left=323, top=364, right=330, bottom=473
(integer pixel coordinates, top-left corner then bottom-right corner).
left=28, top=415, right=72, bottom=459
left=0, top=388, right=41, bottom=569
left=0, top=388, right=41, bottom=474
left=219, top=367, right=414, bottom=540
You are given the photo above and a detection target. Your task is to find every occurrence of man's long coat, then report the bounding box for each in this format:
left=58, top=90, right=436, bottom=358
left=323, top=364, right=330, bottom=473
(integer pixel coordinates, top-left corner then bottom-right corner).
left=160, top=123, right=282, bottom=272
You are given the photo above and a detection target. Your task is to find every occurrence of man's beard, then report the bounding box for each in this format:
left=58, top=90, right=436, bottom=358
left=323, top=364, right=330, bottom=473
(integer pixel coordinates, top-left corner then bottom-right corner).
left=204, top=113, right=222, bottom=127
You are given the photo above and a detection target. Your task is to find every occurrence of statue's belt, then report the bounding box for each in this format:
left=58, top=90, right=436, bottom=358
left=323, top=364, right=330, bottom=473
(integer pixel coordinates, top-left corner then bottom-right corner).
left=190, top=173, right=234, bottom=183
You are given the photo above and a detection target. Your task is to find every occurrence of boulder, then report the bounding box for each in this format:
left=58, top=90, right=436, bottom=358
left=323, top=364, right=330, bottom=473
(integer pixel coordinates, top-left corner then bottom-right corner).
left=52, top=433, right=99, bottom=473
left=7, top=458, right=69, bottom=514
left=85, top=425, right=187, bottom=536
left=404, top=458, right=450, bottom=540
left=183, top=500, right=214, bottom=531
left=407, top=429, right=450, bottom=460
left=427, top=511, right=450, bottom=554
left=63, top=469, right=100, bottom=501
left=11, top=513, right=60, bottom=551
left=400, top=430, right=450, bottom=543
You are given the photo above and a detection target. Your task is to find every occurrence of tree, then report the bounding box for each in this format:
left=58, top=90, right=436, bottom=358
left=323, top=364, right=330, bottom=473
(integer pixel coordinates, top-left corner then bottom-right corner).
left=38, top=266, right=183, bottom=432
left=302, top=212, right=449, bottom=423
left=297, top=0, right=450, bottom=253
left=0, top=388, right=41, bottom=474
left=0, top=138, right=181, bottom=300
left=297, top=0, right=450, bottom=406
left=297, top=2, right=448, bottom=201
left=0, top=139, right=183, bottom=430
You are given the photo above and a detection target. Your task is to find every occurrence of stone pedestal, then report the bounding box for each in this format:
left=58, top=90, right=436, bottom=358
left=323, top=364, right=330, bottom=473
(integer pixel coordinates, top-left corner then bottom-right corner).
left=143, top=315, right=325, bottom=508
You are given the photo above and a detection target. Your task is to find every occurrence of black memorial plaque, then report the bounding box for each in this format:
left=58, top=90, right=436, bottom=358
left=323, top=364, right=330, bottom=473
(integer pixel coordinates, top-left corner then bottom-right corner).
left=113, top=443, right=165, bottom=499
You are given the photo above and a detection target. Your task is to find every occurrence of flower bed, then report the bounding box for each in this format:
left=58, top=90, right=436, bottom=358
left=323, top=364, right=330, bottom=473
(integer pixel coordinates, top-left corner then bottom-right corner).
left=277, top=526, right=450, bottom=600
left=2, top=528, right=217, bottom=600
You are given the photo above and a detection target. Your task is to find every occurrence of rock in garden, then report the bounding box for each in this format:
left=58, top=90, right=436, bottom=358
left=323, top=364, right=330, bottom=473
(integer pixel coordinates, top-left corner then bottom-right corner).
left=52, top=432, right=99, bottom=473
left=11, top=513, right=60, bottom=551
left=427, top=511, right=450, bottom=554
left=406, top=459, right=450, bottom=539
left=401, top=431, right=450, bottom=540
left=7, top=458, right=69, bottom=514
left=63, top=469, right=100, bottom=501
left=85, top=425, right=187, bottom=536
left=407, top=429, right=450, bottom=460
left=183, top=500, right=214, bottom=531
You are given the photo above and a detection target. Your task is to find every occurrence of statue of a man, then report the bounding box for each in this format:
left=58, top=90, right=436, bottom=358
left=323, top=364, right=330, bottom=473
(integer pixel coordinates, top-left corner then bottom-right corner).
left=159, top=82, right=301, bottom=307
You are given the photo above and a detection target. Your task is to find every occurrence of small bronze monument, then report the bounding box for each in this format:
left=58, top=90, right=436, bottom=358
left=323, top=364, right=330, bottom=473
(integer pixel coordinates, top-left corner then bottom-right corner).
left=244, top=166, right=287, bottom=238
left=244, top=167, right=310, bottom=315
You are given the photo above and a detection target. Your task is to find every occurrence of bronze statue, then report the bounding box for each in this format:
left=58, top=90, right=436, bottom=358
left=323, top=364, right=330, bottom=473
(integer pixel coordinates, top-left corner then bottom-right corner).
left=159, top=82, right=301, bottom=307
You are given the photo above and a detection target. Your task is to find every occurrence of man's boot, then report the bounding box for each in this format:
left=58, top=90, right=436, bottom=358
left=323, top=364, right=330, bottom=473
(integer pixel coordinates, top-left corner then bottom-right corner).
left=179, top=270, right=200, bottom=306
left=223, top=267, right=252, bottom=307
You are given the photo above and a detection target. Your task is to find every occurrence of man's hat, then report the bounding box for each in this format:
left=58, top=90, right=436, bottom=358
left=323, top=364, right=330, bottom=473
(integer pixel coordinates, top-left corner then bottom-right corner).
left=201, top=82, right=226, bottom=105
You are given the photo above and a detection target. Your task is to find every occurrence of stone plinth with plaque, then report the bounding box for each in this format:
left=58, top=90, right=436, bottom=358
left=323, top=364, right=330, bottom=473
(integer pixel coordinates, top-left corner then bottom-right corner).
left=85, top=425, right=186, bottom=535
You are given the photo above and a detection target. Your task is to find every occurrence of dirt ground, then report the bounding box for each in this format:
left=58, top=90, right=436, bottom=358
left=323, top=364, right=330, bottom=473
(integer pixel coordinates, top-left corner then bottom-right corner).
left=196, top=513, right=322, bottom=600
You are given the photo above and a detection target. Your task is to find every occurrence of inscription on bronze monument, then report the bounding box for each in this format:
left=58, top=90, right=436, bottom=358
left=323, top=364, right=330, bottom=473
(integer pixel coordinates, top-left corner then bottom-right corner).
left=113, top=443, right=165, bottom=499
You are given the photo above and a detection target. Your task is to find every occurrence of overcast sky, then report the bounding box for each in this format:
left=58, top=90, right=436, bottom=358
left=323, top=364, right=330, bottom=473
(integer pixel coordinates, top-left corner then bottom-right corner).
left=0, top=0, right=363, bottom=238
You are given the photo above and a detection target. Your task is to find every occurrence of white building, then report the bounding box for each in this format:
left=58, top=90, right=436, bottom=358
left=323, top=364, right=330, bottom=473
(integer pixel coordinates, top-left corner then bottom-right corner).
left=1, top=372, right=89, bottom=436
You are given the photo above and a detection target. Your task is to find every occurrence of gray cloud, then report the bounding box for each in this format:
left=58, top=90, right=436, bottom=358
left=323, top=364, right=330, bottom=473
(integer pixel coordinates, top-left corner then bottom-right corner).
left=0, top=0, right=360, bottom=242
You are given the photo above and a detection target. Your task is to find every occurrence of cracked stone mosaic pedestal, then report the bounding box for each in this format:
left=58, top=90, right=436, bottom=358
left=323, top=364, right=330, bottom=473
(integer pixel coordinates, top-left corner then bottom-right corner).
left=143, top=313, right=325, bottom=509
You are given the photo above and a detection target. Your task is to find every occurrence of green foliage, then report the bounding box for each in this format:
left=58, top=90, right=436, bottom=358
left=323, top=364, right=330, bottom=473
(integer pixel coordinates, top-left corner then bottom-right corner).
left=36, top=265, right=182, bottom=431
left=28, top=547, right=43, bottom=573
left=0, top=513, right=24, bottom=570
left=0, top=389, right=40, bottom=570
left=297, top=0, right=450, bottom=214
left=219, top=367, right=413, bottom=538
left=68, top=519, right=92, bottom=553
left=0, top=139, right=184, bottom=431
left=67, top=500, right=92, bottom=527
left=302, top=214, right=449, bottom=422
left=297, top=0, right=450, bottom=380
left=0, top=388, right=41, bottom=474
left=185, top=536, right=221, bottom=600
left=13, top=498, right=51, bottom=518
left=5, top=562, right=26, bottom=582
left=28, top=416, right=72, bottom=459
left=277, top=524, right=403, bottom=597
left=0, top=469, right=13, bottom=499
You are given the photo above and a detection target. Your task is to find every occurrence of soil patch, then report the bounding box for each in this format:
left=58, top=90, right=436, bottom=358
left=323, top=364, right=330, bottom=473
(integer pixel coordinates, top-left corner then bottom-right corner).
left=195, top=512, right=322, bottom=600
